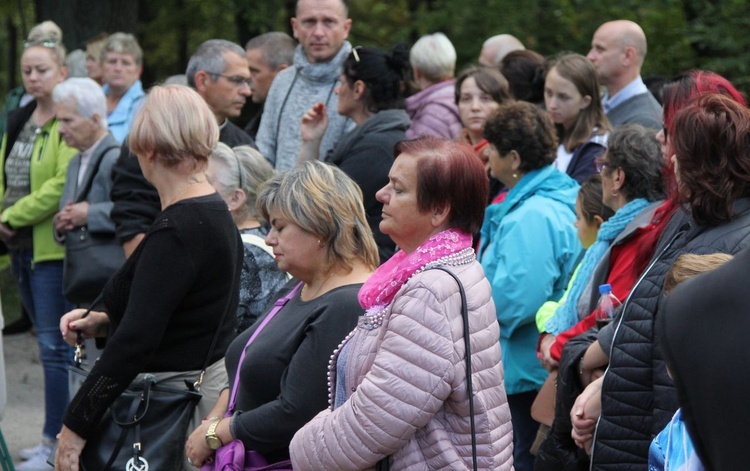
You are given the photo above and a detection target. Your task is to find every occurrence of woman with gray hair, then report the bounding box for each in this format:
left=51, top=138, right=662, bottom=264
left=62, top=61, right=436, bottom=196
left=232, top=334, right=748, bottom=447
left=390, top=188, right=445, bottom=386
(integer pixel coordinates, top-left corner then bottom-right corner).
left=207, top=143, right=288, bottom=333
left=101, top=32, right=145, bottom=142
left=405, top=32, right=463, bottom=139
left=53, top=77, right=124, bottom=306
left=186, top=161, right=378, bottom=468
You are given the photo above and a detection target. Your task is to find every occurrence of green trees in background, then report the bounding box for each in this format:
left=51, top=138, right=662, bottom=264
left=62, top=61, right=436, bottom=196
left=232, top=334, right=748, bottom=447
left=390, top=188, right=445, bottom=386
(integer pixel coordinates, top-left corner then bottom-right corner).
left=2, top=0, right=749, bottom=114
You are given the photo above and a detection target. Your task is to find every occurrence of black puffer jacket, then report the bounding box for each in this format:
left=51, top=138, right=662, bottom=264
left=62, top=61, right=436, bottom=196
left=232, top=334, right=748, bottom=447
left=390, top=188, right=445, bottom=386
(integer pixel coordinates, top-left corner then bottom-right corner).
left=535, top=329, right=596, bottom=471
left=591, top=200, right=750, bottom=470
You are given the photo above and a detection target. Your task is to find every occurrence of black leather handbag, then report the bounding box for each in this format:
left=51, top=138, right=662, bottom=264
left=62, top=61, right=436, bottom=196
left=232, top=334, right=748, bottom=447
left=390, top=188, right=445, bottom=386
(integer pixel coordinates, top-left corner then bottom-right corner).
left=63, top=227, right=125, bottom=304
left=61, top=145, right=124, bottom=304
left=68, top=271, right=235, bottom=471
left=72, top=367, right=201, bottom=471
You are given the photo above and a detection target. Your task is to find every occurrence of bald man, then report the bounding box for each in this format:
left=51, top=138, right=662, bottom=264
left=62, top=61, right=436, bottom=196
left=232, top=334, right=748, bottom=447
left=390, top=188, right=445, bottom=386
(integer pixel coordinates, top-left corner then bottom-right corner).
left=587, top=20, right=661, bottom=128
left=479, top=34, right=525, bottom=67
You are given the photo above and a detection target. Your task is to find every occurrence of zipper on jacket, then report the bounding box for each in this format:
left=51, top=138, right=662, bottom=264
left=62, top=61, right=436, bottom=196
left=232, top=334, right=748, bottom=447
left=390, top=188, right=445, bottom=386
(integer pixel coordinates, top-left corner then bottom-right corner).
left=588, top=224, right=688, bottom=470
left=36, top=130, right=50, bottom=161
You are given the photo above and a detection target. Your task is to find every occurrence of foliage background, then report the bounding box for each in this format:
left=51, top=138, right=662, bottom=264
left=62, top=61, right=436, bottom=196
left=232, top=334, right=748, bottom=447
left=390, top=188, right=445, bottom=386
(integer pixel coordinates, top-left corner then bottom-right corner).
left=2, top=0, right=749, bottom=118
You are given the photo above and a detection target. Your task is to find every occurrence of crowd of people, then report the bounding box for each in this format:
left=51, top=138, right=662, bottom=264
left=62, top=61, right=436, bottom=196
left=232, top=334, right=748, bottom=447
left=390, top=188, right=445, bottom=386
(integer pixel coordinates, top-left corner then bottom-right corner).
left=2, top=0, right=749, bottom=470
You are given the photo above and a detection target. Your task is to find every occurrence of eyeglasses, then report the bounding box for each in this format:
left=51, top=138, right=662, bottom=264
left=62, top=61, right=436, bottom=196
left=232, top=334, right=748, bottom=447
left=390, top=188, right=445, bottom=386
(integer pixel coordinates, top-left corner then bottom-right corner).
left=351, top=46, right=362, bottom=63
left=595, top=157, right=610, bottom=173
left=24, top=40, right=58, bottom=49
left=208, top=72, right=251, bottom=88
left=662, top=124, right=668, bottom=140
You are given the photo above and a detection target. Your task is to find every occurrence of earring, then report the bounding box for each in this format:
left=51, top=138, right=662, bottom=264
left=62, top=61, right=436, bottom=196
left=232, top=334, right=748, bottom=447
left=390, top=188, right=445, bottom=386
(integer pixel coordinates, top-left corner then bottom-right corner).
left=317, top=239, right=324, bottom=248
left=512, top=173, right=518, bottom=179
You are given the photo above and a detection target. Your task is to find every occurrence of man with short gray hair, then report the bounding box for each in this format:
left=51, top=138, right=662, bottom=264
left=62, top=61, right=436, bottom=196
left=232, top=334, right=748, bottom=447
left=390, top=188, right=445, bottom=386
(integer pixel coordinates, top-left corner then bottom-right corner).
left=110, top=40, right=254, bottom=259
left=244, top=32, right=296, bottom=138
left=186, top=39, right=255, bottom=147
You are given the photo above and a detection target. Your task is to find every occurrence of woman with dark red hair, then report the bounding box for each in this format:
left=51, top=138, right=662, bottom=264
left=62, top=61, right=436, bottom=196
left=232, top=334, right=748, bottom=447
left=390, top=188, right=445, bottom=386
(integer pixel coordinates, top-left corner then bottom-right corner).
left=571, top=75, right=750, bottom=470
left=290, top=136, right=514, bottom=470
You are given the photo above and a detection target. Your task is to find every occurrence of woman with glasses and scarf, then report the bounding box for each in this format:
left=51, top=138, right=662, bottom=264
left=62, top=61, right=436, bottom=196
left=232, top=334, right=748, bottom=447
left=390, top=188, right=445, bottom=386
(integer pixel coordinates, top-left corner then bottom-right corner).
left=298, top=45, right=411, bottom=263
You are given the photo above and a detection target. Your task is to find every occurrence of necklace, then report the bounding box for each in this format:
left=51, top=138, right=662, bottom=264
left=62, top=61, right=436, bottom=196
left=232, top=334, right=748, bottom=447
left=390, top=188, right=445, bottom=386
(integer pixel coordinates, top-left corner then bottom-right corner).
left=165, top=178, right=207, bottom=207
left=302, top=270, right=336, bottom=300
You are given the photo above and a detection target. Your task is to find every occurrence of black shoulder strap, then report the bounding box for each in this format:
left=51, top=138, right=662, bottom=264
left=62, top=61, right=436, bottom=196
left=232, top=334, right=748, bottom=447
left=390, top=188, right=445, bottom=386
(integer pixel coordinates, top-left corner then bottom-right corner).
left=76, top=145, right=120, bottom=202
left=377, top=266, right=477, bottom=471
left=429, top=266, right=477, bottom=471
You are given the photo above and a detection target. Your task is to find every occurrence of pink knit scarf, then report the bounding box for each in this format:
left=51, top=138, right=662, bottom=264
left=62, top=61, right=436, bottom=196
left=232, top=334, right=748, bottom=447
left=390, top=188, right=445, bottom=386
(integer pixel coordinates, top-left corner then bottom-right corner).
left=358, top=229, right=473, bottom=311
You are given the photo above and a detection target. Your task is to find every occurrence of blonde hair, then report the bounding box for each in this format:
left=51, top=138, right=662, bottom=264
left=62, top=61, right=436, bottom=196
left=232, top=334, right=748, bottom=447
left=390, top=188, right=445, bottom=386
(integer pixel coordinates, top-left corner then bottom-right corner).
left=663, top=253, right=734, bottom=295
left=129, top=85, right=218, bottom=169
left=28, top=21, right=62, bottom=43
left=257, top=161, right=379, bottom=271
left=210, top=143, right=274, bottom=222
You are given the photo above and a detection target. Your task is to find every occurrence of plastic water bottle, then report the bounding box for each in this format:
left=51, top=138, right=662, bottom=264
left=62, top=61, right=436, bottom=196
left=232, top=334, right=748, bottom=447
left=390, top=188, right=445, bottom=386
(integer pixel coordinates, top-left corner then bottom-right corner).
left=594, top=284, right=621, bottom=330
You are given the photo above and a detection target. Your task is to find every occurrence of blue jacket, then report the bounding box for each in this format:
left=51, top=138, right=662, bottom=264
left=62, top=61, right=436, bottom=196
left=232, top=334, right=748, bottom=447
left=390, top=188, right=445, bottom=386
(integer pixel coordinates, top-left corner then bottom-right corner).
left=479, top=165, right=581, bottom=394
left=104, top=80, right=145, bottom=143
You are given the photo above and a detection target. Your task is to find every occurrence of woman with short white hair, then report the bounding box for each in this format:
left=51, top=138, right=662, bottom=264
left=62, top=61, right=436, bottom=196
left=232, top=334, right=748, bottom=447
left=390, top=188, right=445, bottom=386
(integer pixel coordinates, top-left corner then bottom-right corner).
left=53, top=77, right=124, bottom=306
left=405, top=32, right=463, bottom=140
left=207, top=143, right=288, bottom=333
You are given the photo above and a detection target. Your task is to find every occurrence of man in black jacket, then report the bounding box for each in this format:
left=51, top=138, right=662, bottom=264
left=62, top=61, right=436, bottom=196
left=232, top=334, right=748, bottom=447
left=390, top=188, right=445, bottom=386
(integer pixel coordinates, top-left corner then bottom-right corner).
left=110, top=40, right=256, bottom=257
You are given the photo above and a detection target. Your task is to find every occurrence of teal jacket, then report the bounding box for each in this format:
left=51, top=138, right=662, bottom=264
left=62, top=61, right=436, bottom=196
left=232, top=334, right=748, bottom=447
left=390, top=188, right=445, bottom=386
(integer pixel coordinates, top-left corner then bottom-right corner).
left=479, top=165, right=581, bottom=394
left=0, top=102, right=77, bottom=262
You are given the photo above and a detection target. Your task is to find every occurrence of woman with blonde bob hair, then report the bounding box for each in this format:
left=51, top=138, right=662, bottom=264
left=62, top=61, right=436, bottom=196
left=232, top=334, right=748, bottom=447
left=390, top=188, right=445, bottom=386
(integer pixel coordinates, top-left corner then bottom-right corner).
left=207, top=143, right=288, bottom=333
left=186, top=161, right=377, bottom=468
left=56, top=85, right=242, bottom=470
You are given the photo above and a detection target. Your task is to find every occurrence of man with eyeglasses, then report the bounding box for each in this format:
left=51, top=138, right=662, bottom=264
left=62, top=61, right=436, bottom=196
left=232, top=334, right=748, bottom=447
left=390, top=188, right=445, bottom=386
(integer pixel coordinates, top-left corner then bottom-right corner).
left=186, top=39, right=256, bottom=148
left=256, top=0, right=355, bottom=171
left=109, top=40, right=255, bottom=259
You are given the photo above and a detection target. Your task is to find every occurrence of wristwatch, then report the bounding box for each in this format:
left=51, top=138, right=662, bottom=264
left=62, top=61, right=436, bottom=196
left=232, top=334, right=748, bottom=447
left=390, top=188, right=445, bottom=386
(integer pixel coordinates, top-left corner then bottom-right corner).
left=205, top=418, right=224, bottom=450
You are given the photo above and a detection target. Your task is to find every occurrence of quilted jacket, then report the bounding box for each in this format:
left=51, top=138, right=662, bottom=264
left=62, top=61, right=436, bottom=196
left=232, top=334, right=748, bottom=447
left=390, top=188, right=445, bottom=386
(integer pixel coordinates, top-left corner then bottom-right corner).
left=289, top=260, right=514, bottom=470
left=591, top=199, right=750, bottom=470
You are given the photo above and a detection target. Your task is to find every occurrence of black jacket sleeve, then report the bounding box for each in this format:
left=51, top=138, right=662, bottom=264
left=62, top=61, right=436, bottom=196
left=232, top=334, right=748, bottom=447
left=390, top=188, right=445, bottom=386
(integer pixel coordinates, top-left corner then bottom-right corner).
left=109, top=140, right=160, bottom=244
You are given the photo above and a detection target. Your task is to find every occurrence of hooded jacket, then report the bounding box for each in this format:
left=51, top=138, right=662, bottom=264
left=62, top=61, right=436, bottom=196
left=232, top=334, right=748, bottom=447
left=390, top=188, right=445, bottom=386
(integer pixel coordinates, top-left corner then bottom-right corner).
left=327, top=109, right=410, bottom=262
left=405, top=79, right=462, bottom=140
left=290, top=261, right=514, bottom=470
left=256, top=42, right=355, bottom=171
left=479, top=165, right=582, bottom=394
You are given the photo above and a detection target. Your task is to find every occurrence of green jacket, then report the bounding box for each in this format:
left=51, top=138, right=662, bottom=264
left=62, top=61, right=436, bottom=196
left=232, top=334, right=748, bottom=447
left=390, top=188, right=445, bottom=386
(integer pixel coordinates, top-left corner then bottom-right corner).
left=0, top=103, right=77, bottom=263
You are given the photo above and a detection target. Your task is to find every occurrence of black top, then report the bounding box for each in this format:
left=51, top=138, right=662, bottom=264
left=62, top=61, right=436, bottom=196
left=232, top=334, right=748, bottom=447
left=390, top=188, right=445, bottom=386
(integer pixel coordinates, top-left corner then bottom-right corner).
left=226, top=282, right=363, bottom=462
left=109, top=122, right=256, bottom=244
left=64, top=193, right=242, bottom=438
left=327, top=110, right=410, bottom=263
left=659, top=245, right=750, bottom=471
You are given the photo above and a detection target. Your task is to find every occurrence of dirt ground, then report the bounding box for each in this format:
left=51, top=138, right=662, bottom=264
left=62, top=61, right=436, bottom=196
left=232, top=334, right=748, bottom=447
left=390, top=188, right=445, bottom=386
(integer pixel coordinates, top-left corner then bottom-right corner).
left=2, top=331, right=45, bottom=462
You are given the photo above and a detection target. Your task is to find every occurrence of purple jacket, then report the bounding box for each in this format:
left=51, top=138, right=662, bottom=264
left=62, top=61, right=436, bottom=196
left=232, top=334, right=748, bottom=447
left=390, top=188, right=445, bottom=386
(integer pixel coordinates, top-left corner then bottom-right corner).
left=405, top=80, right=463, bottom=140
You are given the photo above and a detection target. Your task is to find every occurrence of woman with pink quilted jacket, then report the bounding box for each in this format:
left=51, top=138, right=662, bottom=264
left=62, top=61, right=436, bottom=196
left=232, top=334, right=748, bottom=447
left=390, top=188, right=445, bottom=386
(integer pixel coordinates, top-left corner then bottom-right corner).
left=290, top=136, right=514, bottom=470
